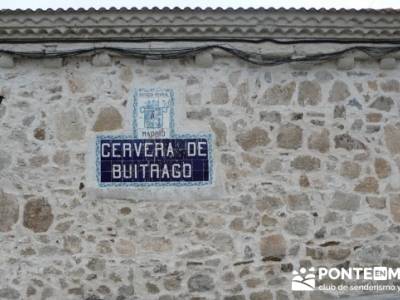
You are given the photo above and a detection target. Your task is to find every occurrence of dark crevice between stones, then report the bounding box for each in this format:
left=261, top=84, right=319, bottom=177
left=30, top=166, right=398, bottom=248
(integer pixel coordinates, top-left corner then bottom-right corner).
left=233, top=260, right=254, bottom=266
left=187, top=261, right=203, bottom=266
left=86, top=296, right=103, bottom=300
left=320, top=241, right=340, bottom=247
left=262, top=256, right=282, bottom=262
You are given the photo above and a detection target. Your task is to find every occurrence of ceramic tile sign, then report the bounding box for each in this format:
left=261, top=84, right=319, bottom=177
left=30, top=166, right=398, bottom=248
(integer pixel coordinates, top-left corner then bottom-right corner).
left=96, top=88, right=213, bottom=187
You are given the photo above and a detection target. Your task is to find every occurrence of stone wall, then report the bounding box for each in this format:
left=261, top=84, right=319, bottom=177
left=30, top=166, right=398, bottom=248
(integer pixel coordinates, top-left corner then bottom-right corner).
left=0, top=53, right=400, bottom=300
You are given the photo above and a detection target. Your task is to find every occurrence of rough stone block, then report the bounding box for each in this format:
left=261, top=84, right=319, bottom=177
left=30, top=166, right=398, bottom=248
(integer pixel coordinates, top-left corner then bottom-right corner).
left=236, top=127, right=270, bottom=150
left=0, top=54, right=14, bottom=68
left=211, top=83, right=229, bottom=104
left=260, top=234, right=286, bottom=259
left=92, top=53, right=112, bottom=67
left=195, top=52, right=213, bottom=67
left=284, top=213, right=310, bottom=236
left=188, top=274, right=214, bottom=292
left=384, top=124, right=400, bottom=155
left=308, top=129, right=329, bottom=153
left=290, top=155, right=321, bottom=171
left=23, top=198, right=53, bottom=233
left=289, top=61, right=313, bottom=70
left=390, top=194, right=400, bottom=223
left=328, top=81, right=350, bottom=102
left=277, top=123, right=303, bottom=149
left=297, top=80, right=321, bottom=106
left=337, top=56, right=355, bottom=70
left=55, top=108, right=86, bottom=141
left=0, top=190, right=19, bottom=232
left=261, top=82, right=296, bottom=105
left=43, top=58, right=63, bottom=68
left=330, top=191, right=360, bottom=211
left=92, top=106, right=123, bottom=132
left=380, top=57, right=397, bottom=70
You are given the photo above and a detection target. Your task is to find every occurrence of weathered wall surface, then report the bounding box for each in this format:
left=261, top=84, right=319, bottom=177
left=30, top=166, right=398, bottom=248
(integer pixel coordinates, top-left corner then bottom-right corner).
left=0, top=53, right=400, bottom=300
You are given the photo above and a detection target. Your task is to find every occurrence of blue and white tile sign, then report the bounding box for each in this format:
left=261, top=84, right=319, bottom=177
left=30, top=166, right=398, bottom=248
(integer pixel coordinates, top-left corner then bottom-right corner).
left=96, top=88, right=213, bottom=187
